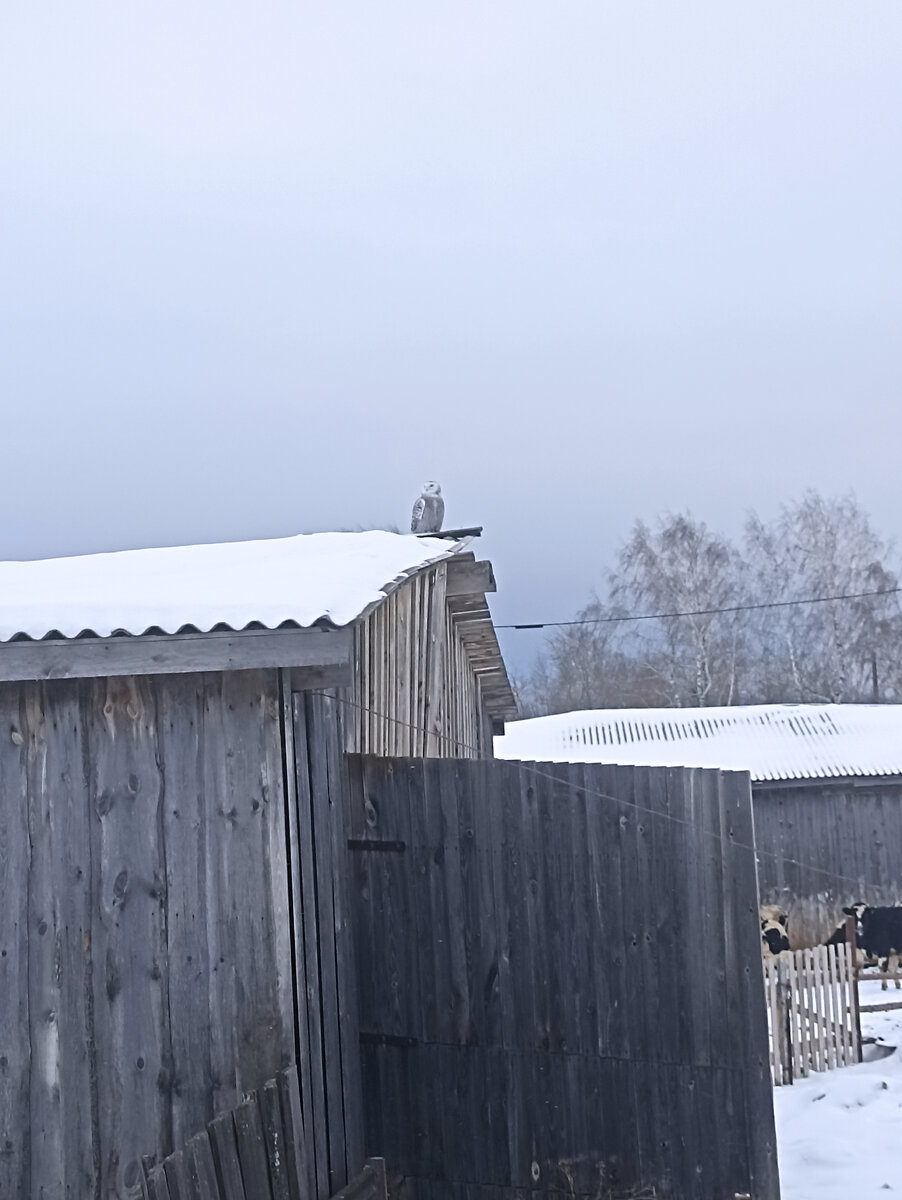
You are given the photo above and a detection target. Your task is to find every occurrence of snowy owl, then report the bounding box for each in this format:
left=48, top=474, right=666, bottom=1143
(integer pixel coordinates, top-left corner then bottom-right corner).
left=410, top=482, right=445, bottom=534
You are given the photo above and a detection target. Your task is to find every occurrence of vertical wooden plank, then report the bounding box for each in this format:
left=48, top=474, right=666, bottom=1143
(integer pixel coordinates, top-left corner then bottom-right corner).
left=260, top=1078, right=292, bottom=1200
left=291, top=694, right=328, bottom=1200
left=277, top=1066, right=313, bottom=1200
left=822, top=945, right=835, bottom=1071
left=812, top=947, right=826, bottom=1072
left=199, top=674, right=240, bottom=1118
left=588, top=763, right=628, bottom=1060
left=305, top=693, right=346, bottom=1194
left=539, top=764, right=566, bottom=1054
left=433, top=759, right=468, bottom=1045
left=415, top=575, right=429, bottom=756
left=162, top=1146, right=192, bottom=1200
left=679, top=770, right=708, bottom=1069
left=830, top=944, right=846, bottom=1068
left=837, top=945, right=849, bottom=1069
left=387, top=594, right=399, bottom=756
left=279, top=672, right=315, bottom=1168
left=24, top=681, right=101, bottom=1196
left=546, top=765, right=576, bottom=1054
left=23, top=681, right=63, bottom=1198
left=203, top=671, right=294, bottom=1116
left=838, top=944, right=854, bottom=1067
left=634, top=768, right=661, bottom=1071
left=188, top=1131, right=222, bottom=1200
left=819, top=946, right=835, bottom=1071
left=87, top=675, right=171, bottom=1192
left=233, top=1095, right=274, bottom=1198
left=777, top=963, right=788, bottom=1085
left=156, top=674, right=213, bottom=1149
left=378, top=602, right=388, bottom=756
left=146, top=1162, right=174, bottom=1200
left=0, top=684, right=31, bottom=1198
left=208, top=1111, right=247, bottom=1200
left=425, top=564, right=448, bottom=756
left=396, top=587, right=411, bottom=757
left=791, top=952, right=806, bottom=1078
left=763, top=960, right=776, bottom=1084
left=328, top=715, right=366, bottom=1180
left=645, top=767, right=676, bottom=1071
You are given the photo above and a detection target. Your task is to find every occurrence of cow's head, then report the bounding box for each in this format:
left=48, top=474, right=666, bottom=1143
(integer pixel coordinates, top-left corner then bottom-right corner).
left=759, top=904, right=788, bottom=929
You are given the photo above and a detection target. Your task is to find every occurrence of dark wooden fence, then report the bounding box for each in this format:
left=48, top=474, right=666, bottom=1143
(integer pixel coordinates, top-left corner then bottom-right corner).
left=754, top=778, right=902, bottom=945
left=346, top=756, right=779, bottom=1200
left=136, top=1064, right=386, bottom=1200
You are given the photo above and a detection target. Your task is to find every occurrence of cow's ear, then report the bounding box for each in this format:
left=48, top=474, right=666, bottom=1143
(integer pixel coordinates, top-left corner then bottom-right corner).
left=841, top=906, right=853, bottom=916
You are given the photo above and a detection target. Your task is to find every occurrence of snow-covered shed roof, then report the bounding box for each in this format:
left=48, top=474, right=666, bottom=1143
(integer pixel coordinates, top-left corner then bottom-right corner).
left=0, top=530, right=463, bottom=642
left=494, top=704, right=902, bottom=782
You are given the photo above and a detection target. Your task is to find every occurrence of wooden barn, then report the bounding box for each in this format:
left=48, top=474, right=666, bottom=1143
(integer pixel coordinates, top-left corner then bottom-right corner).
left=496, top=702, right=902, bottom=945
left=0, top=529, right=515, bottom=1198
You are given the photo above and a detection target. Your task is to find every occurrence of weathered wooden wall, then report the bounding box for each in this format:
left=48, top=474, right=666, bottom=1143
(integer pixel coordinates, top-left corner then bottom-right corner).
left=348, top=564, right=513, bottom=760
left=346, top=757, right=779, bottom=1200
left=753, top=778, right=902, bottom=947
left=0, top=672, right=362, bottom=1200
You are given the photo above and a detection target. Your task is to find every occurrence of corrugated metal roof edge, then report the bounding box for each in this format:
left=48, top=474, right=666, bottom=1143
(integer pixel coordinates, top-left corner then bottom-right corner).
left=0, top=536, right=473, bottom=643
left=498, top=704, right=902, bottom=779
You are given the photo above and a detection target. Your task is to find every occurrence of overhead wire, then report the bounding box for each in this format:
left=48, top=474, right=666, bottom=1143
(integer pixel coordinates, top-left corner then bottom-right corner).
left=496, top=584, right=902, bottom=630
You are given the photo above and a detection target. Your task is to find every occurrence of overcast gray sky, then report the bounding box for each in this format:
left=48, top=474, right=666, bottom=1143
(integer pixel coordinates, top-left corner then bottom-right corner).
left=2, top=3, right=899, bottom=669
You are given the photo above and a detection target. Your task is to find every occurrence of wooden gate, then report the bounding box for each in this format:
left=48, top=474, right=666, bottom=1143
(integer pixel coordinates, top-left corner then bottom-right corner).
left=763, top=945, right=861, bottom=1085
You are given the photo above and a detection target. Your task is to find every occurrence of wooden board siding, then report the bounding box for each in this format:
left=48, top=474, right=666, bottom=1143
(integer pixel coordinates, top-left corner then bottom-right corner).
left=753, top=779, right=902, bottom=947
left=0, top=671, right=298, bottom=1196
left=347, top=566, right=504, bottom=760
left=346, top=757, right=779, bottom=1200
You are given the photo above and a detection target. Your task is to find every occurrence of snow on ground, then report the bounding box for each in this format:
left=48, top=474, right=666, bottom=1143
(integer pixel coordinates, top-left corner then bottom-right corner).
left=775, top=978, right=902, bottom=1199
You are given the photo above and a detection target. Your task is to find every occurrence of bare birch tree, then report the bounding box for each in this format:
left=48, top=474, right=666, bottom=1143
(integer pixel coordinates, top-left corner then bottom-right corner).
left=522, top=492, right=902, bottom=715
left=743, top=492, right=901, bottom=702
left=609, top=513, right=748, bottom=706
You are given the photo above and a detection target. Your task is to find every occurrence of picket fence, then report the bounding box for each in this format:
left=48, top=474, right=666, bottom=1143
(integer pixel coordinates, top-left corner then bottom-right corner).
left=763, top=944, right=860, bottom=1085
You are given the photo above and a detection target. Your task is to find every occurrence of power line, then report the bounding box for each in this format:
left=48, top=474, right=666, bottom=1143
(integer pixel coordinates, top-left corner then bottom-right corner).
left=314, top=689, right=886, bottom=900
left=496, top=584, right=902, bottom=631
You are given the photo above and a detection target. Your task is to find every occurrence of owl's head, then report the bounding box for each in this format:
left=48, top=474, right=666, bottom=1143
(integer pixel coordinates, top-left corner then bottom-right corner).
left=422, top=481, right=442, bottom=496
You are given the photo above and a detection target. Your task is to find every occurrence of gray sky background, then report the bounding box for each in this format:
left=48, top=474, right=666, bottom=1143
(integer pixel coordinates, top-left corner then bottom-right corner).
left=2, top=3, right=900, bottom=671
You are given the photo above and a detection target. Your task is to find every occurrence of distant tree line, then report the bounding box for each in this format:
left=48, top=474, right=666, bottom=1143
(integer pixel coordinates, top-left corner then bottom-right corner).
left=517, top=492, right=902, bottom=716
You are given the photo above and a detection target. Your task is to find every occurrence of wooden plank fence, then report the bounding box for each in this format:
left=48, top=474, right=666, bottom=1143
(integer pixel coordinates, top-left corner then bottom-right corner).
left=133, top=1065, right=386, bottom=1200
left=763, top=944, right=861, bottom=1085
left=347, top=756, right=781, bottom=1200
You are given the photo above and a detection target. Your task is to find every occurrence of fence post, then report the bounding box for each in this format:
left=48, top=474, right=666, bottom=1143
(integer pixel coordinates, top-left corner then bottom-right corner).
left=776, top=955, right=793, bottom=1084
left=845, top=914, right=863, bottom=1062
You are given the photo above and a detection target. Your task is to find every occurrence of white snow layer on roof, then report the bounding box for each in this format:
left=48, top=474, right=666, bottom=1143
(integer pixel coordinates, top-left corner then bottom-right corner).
left=494, top=703, right=902, bottom=781
left=0, top=531, right=459, bottom=641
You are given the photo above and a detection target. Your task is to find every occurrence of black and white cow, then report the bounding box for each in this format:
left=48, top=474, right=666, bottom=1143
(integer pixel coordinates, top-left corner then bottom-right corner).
left=824, top=916, right=876, bottom=971
left=760, top=905, right=790, bottom=956
left=842, top=904, right=902, bottom=991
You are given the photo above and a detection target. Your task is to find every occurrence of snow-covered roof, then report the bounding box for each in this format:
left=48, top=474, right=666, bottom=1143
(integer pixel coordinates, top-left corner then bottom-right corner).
left=0, top=530, right=463, bottom=642
left=494, top=703, right=902, bottom=782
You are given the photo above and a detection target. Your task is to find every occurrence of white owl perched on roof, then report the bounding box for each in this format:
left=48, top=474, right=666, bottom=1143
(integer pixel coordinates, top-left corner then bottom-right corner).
left=410, top=482, right=445, bottom=534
